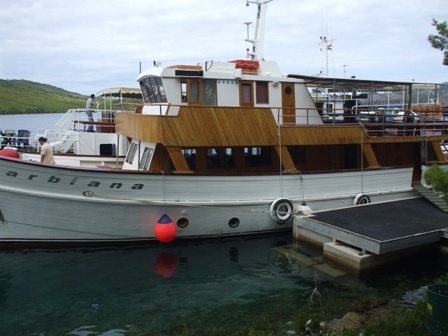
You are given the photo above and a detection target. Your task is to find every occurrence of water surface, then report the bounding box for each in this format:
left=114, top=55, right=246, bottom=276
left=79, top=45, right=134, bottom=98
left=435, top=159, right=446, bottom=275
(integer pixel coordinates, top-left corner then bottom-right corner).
left=0, top=233, right=446, bottom=336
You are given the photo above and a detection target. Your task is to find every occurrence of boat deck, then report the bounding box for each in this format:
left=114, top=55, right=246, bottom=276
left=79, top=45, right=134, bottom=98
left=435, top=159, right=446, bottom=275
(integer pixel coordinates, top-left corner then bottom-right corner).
left=300, top=197, right=448, bottom=255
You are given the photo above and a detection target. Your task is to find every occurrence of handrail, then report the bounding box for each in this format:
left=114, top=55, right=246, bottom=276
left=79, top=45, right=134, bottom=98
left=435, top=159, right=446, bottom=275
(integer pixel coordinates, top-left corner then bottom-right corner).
left=271, top=106, right=448, bottom=137
left=55, top=108, right=78, bottom=129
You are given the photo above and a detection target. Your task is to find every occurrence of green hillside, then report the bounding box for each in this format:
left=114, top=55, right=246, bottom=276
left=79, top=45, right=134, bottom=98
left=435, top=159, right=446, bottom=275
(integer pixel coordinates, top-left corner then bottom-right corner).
left=0, top=79, right=87, bottom=114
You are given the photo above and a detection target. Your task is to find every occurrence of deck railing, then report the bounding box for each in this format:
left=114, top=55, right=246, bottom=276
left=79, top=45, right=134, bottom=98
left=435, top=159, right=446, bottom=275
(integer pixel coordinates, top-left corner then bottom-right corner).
left=276, top=106, right=448, bottom=137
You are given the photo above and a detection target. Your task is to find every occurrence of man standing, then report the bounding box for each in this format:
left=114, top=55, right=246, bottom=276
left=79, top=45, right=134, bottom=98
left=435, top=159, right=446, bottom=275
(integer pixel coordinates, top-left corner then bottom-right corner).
left=38, top=137, right=55, bottom=164
left=86, top=94, right=96, bottom=132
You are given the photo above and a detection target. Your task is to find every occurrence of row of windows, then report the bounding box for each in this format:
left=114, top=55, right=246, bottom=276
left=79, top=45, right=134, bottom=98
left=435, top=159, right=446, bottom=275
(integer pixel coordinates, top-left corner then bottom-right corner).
left=181, top=147, right=272, bottom=170
left=125, top=143, right=154, bottom=171
left=140, top=76, right=270, bottom=105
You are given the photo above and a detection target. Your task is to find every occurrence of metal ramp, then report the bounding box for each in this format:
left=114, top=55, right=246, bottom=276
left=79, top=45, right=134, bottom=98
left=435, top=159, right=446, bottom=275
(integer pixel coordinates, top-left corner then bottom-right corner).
left=413, top=183, right=448, bottom=212
left=300, top=197, right=448, bottom=255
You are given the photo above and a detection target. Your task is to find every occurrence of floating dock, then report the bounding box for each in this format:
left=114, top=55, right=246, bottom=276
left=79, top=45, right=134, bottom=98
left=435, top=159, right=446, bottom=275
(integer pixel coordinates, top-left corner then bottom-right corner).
left=294, top=197, right=448, bottom=276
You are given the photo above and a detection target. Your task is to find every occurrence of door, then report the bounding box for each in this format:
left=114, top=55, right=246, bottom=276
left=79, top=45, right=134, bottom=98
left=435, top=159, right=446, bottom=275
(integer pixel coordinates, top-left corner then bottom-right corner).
left=281, top=83, right=295, bottom=124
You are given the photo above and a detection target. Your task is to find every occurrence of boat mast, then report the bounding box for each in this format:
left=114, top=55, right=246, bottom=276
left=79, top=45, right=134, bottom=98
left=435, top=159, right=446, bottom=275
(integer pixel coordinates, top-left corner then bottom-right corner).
left=319, top=24, right=334, bottom=77
left=245, top=0, right=272, bottom=61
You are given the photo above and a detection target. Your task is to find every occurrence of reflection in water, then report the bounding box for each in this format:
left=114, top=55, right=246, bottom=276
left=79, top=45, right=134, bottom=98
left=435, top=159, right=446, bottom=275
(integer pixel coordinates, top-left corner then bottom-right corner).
left=153, top=253, right=178, bottom=278
left=0, top=233, right=446, bottom=336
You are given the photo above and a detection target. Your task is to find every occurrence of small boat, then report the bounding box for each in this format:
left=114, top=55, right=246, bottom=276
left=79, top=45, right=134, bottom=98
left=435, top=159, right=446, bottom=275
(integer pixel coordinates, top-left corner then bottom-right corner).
left=0, top=0, right=447, bottom=247
left=1, top=87, right=141, bottom=168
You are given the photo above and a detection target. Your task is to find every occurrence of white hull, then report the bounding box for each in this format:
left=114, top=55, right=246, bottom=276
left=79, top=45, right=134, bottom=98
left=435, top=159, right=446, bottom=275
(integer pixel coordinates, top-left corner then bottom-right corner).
left=0, top=157, right=414, bottom=244
left=21, top=152, right=124, bottom=168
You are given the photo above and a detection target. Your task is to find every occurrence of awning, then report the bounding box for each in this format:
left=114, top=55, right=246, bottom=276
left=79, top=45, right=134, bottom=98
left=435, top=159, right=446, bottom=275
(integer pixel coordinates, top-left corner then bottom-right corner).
left=96, top=87, right=142, bottom=99
left=287, top=74, right=440, bottom=92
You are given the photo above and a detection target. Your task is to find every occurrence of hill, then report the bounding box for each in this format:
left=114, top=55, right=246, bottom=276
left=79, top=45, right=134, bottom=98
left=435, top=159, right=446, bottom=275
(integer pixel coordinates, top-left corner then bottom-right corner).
left=0, top=79, right=87, bottom=114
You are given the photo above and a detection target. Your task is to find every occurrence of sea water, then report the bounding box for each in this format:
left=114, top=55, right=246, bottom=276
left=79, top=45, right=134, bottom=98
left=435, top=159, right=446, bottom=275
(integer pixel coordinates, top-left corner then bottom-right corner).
left=0, top=113, right=64, bottom=138
left=0, top=233, right=447, bottom=336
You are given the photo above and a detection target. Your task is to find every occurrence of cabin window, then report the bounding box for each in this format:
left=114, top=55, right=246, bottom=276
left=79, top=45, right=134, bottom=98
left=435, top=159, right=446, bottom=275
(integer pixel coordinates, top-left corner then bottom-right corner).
left=140, top=77, right=167, bottom=104
left=244, top=147, right=272, bottom=167
left=239, top=81, right=254, bottom=107
left=138, top=147, right=154, bottom=171
left=206, top=148, right=235, bottom=169
left=181, top=79, right=187, bottom=102
left=125, top=143, right=138, bottom=164
left=202, top=79, right=217, bottom=106
left=256, top=82, right=269, bottom=104
left=182, top=148, right=197, bottom=170
left=288, top=146, right=306, bottom=165
left=188, top=79, right=201, bottom=104
left=242, top=84, right=252, bottom=104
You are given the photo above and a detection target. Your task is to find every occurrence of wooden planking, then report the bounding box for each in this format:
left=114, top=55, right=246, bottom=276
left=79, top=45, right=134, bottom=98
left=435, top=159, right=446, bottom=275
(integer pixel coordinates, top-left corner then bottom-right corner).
left=166, top=146, right=192, bottom=172
left=363, top=143, right=380, bottom=168
left=115, top=112, right=161, bottom=141
left=275, top=145, right=296, bottom=171
left=280, top=125, right=363, bottom=145
left=116, top=107, right=448, bottom=147
left=116, top=107, right=279, bottom=146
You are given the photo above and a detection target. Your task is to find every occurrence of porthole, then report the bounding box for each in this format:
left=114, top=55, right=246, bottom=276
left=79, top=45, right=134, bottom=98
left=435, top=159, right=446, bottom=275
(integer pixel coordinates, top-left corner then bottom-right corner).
left=82, top=191, right=94, bottom=198
left=284, top=86, right=292, bottom=95
left=228, top=217, right=240, bottom=228
left=176, top=217, right=189, bottom=228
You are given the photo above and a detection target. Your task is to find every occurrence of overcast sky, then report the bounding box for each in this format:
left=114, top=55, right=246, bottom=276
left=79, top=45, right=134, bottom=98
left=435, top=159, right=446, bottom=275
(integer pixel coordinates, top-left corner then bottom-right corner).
left=0, top=0, right=446, bottom=95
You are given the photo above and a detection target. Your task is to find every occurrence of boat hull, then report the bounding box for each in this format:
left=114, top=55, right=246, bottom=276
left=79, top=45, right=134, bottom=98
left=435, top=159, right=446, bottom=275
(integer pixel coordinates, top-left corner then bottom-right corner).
left=0, top=157, right=414, bottom=245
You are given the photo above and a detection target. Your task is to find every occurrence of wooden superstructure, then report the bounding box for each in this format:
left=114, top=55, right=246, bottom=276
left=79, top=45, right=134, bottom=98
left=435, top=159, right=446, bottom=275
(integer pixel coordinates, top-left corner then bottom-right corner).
left=116, top=101, right=448, bottom=181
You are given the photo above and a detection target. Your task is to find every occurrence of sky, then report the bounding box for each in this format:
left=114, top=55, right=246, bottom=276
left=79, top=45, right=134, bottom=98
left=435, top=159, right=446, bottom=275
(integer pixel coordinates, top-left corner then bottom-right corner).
left=0, top=0, right=446, bottom=95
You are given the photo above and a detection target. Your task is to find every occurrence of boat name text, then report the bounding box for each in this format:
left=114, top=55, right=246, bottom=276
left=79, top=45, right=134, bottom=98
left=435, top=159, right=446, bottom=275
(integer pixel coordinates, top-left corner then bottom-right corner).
left=5, top=171, right=144, bottom=190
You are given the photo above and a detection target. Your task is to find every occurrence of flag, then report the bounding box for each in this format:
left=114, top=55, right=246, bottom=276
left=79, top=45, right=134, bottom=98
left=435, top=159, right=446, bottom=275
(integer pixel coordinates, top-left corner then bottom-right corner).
left=327, top=43, right=332, bottom=50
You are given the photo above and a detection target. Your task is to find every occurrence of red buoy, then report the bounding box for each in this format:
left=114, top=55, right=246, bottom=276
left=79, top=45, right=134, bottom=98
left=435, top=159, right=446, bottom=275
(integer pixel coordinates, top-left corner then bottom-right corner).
left=154, top=253, right=178, bottom=278
left=0, top=148, right=19, bottom=158
left=154, top=214, right=176, bottom=243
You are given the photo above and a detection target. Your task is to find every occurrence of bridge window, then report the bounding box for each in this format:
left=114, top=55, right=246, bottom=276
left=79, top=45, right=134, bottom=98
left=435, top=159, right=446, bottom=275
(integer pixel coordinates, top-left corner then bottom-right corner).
left=202, top=79, right=217, bottom=106
left=189, top=80, right=201, bottom=104
left=140, top=77, right=167, bottom=104
left=181, top=79, right=187, bottom=102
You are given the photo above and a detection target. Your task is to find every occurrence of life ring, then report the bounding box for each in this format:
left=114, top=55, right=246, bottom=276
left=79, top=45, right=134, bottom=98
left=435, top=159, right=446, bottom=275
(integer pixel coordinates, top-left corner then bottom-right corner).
left=270, top=198, right=294, bottom=223
left=353, top=194, right=371, bottom=205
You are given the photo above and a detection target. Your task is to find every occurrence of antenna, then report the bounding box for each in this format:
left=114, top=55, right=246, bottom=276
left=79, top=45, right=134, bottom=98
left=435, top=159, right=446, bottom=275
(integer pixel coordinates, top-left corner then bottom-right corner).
left=319, top=23, right=334, bottom=77
left=245, top=0, right=273, bottom=61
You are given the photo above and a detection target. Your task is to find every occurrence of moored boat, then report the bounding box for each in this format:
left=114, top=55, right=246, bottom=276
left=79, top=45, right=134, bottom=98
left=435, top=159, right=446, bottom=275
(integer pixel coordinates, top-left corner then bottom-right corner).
left=1, top=87, right=141, bottom=168
left=0, top=0, right=447, bottom=246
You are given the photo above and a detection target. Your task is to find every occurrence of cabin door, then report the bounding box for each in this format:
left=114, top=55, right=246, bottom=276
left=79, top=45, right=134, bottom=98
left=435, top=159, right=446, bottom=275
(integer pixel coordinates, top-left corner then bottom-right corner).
left=281, top=83, right=296, bottom=124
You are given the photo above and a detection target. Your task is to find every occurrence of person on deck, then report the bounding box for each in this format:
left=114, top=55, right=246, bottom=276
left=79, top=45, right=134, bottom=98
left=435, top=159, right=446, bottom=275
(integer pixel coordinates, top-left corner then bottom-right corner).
left=85, top=94, right=96, bottom=132
left=38, top=137, right=55, bottom=164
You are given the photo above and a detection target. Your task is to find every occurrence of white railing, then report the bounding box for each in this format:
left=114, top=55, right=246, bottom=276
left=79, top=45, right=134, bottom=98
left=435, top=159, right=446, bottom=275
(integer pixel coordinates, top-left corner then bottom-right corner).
left=55, top=108, right=78, bottom=129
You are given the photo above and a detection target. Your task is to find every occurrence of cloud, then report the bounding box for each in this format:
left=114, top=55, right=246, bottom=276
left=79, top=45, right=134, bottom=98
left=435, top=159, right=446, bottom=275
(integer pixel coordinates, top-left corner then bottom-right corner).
left=0, top=0, right=446, bottom=95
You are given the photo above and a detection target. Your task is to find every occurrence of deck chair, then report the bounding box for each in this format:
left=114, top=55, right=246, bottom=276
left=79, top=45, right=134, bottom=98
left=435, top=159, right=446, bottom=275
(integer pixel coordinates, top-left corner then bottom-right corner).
left=17, top=130, right=31, bottom=148
left=4, top=130, right=16, bottom=146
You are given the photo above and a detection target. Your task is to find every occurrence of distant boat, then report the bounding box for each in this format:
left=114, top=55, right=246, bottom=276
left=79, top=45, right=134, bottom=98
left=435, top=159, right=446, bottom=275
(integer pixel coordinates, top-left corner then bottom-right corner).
left=0, top=0, right=447, bottom=247
left=0, top=87, right=141, bottom=168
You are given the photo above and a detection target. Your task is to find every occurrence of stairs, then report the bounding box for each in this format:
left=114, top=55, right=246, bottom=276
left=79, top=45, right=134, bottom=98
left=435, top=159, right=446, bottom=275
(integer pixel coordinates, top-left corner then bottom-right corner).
left=413, top=183, right=448, bottom=213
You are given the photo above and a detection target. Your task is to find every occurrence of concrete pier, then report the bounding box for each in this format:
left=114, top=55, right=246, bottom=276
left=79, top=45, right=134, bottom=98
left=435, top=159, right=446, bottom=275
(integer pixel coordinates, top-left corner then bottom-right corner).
left=293, top=197, right=448, bottom=276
